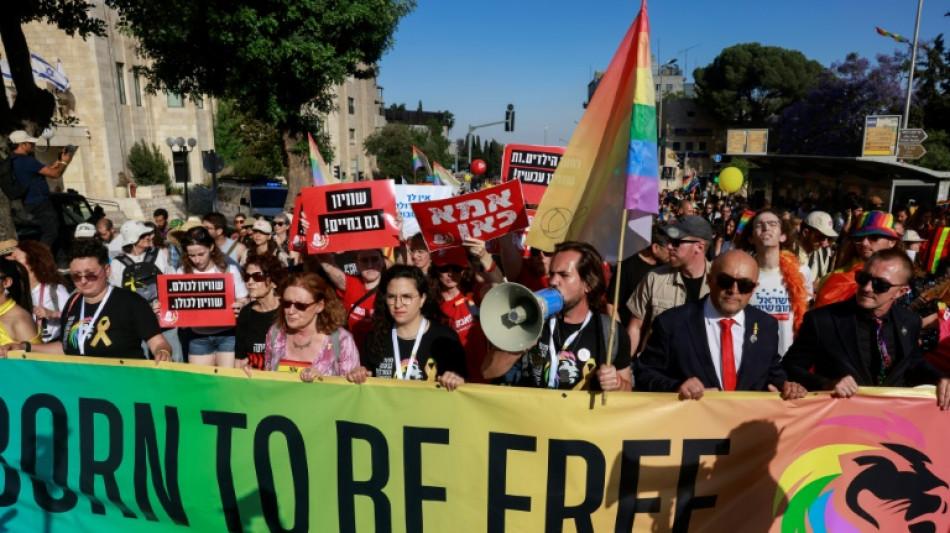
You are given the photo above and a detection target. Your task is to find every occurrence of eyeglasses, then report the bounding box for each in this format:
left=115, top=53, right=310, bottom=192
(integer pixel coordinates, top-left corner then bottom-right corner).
left=385, top=294, right=419, bottom=305
left=273, top=221, right=286, bottom=226
left=242, top=271, right=267, bottom=283
left=280, top=299, right=319, bottom=311
left=70, top=268, right=105, bottom=283
left=855, top=271, right=900, bottom=293
left=358, top=256, right=382, bottom=265
left=715, top=273, right=757, bottom=294
left=669, top=239, right=701, bottom=248
left=852, top=234, right=891, bottom=244
left=436, top=264, right=465, bottom=273
left=235, top=219, right=246, bottom=225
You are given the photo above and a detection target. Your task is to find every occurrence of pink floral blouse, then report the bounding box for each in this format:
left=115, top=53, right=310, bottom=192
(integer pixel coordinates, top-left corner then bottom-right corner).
left=265, top=326, right=360, bottom=376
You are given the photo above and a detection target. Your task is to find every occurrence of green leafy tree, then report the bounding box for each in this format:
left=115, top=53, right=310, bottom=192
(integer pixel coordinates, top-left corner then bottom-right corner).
left=694, top=43, right=824, bottom=125
left=919, top=130, right=950, bottom=171
left=107, top=0, right=415, bottom=207
left=213, top=99, right=289, bottom=178
left=364, top=120, right=453, bottom=182
left=126, top=139, right=171, bottom=187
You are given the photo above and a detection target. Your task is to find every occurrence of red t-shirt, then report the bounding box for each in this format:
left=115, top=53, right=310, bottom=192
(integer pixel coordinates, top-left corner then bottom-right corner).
left=440, top=292, right=488, bottom=383
left=516, top=267, right=549, bottom=292
left=339, top=275, right=376, bottom=351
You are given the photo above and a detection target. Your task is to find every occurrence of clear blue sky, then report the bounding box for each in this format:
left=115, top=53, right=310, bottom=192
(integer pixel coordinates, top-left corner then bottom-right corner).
left=377, top=0, right=946, bottom=156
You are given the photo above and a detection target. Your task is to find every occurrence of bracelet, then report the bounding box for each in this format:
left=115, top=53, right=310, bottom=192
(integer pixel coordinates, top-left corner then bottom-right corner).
left=483, top=260, right=497, bottom=273
left=155, top=349, right=171, bottom=359
left=22, top=341, right=31, bottom=353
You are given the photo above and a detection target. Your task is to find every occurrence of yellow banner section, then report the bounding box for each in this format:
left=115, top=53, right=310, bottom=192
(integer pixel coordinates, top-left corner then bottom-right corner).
left=0, top=353, right=947, bottom=533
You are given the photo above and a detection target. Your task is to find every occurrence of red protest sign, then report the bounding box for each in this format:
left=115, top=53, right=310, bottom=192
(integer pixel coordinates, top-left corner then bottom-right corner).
left=157, top=274, right=236, bottom=328
left=301, top=181, right=400, bottom=254
left=411, top=179, right=529, bottom=252
left=501, top=144, right=565, bottom=204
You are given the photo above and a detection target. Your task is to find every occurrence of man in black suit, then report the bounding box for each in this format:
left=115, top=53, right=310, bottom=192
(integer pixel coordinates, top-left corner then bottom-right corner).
left=783, top=248, right=950, bottom=409
left=636, top=250, right=806, bottom=400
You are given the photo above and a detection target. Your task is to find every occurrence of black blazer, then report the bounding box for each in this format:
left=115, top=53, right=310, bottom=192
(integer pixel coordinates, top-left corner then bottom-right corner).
left=782, top=298, right=945, bottom=390
left=635, top=298, right=786, bottom=392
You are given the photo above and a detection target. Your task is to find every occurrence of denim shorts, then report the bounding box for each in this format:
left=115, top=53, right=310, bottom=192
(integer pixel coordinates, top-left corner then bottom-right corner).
left=188, top=333, right=236, bottom=356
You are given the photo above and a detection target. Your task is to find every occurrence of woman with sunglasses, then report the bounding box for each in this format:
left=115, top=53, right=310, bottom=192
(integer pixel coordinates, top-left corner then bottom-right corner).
left=271, top=213, right=298, bottom=268
left=346, top=265, right=466, bottom=390
left=265, top=272, right=359, bottom=378
left=177, top=227, right=249, bottom=367
left=235, top=254, right=289, bottom=371
left=5, top=240, right=70, bottom=343
left=0, top=239, right=172, bottom=361
left=0, top=260, right=40, bottom=348
left=314, top=248, right=386, bottom=350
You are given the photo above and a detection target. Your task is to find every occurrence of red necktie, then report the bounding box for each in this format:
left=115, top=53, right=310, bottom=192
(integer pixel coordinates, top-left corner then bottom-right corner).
left=719, top=318, right=737, bottom=391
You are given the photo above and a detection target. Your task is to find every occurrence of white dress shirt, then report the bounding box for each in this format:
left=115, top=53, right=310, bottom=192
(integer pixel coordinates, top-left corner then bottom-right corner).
left=702, top=298, right=746, bottom=389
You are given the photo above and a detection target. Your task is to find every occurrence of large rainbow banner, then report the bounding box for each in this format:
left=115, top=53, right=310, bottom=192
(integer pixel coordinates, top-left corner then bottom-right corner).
left=1, top=354, right=949, bottom=532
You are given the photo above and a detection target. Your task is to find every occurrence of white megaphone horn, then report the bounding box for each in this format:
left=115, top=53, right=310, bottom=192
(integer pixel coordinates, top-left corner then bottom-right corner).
left=480, top=283, right=564, bottom=352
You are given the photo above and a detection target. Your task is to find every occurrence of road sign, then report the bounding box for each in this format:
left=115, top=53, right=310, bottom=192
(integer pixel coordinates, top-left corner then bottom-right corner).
left=861, top=115, right=900, bottom=157
left=726, top=129, right=768, bottom=155
left=897, top=144, right=927, bottom=159
left=899, top=128, right=928, bottom=144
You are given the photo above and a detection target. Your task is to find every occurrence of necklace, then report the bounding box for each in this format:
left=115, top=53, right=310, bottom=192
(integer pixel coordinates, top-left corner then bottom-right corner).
left=291, top=330, right=316, bottom=350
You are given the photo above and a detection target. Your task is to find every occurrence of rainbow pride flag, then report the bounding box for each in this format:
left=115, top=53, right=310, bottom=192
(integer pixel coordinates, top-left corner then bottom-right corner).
left=308, top=133, right=336, bottom=185
left=684, top=176, right=700, bottom=192
left=526, top=0, right=656, bottom=261
left=412, top=146, right=432, bottom=177
left=433, top=161, right=461, bottom=188
left=925, top=227, right=950, bottom=274
left=876, top=26, right=910, bottom=44
left=736, top=209, right=756, bottom=235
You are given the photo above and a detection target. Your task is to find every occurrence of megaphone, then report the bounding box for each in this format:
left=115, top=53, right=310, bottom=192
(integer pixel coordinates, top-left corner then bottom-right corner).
left=480, top=283, right=564, bottom=352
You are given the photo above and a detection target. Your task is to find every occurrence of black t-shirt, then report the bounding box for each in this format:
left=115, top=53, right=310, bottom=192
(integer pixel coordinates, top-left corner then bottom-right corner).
left=361, top=321, right=467, bottom=380
left=608, top=252, right=660, bottom=326
left=61, top=288, right=162, bottom=358
left=235, top=304, right=277, bottom=369
left=495, top=313, right=632, bottom=389
left=683, top=275, right=704, bottom=303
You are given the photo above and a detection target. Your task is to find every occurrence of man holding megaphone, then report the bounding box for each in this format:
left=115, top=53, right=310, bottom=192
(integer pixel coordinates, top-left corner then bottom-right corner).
left=481, top=241, right=632, bottom=391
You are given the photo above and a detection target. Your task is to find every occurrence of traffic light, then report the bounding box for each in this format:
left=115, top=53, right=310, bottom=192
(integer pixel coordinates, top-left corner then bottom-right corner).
left=505, top=104, right=515, bottom=132
left=334, top=165, right=340, bottom=180
left=358, top=171, right=365, bottom=181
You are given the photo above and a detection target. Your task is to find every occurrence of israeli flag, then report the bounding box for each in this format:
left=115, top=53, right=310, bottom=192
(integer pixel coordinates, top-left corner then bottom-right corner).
left=0, top=54, right=69, bottom=91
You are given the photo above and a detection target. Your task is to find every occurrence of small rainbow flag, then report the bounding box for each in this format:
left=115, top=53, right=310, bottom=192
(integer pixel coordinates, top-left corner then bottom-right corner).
left=925, top=227, right=950, bottom=274
left=736, top=209, right=756, bottom=235
left=937, top=199, right=949, bottom=213
left=433, top=161, right=461, bottom=188
left=412, top=146, right=432, bottom=177
left=684, top=176, right=700, bottom=192
left=308, top=133, right=336, bottom=185
left=876, top=26, right=910, bottom=44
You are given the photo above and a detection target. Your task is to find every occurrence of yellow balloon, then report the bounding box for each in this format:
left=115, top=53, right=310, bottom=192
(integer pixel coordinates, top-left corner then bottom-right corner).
left=718, top=167, right=744, bottom=194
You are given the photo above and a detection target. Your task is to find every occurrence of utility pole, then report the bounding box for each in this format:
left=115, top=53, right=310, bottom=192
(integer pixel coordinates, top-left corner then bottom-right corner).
left=903, top=0, right=924, bottom=128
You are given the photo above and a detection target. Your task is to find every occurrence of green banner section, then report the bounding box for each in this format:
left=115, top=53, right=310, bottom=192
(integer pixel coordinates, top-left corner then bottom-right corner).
left=0, top=354, right=946, bottom=532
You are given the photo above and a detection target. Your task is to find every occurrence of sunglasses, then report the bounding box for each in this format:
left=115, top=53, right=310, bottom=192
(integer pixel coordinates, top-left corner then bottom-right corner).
left=242, top=271, right=267, bottom=283
left=855, top=271, right=900, bottom=293
left=279, top=298, right=320, bottom=311
left=715, top=273, right=757, bottom=294
left=70, top=268, right=105, bottom=283
left=273, top=221, right=286, bottom=226
left=437, top=264, right=465, bottom=273
left=851, top=234, right=890, bottom=243
left=669, top=238, right=701, bottom=248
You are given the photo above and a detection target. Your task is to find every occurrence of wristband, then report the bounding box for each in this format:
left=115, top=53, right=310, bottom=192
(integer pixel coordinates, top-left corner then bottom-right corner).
left=22, top=341, right=31, bottom=353
left=483, top=260, right=497, bottom=273
left=156, top=349, right=171, bottom=359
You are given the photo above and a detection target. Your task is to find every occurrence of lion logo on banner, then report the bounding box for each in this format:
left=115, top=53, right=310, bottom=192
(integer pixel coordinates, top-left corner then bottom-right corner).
left=774, top=412, right=950, bottom=532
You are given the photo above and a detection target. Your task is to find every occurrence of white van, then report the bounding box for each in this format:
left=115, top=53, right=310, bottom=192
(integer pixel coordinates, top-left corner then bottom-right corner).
left=217, top=181, right=288, bottom=221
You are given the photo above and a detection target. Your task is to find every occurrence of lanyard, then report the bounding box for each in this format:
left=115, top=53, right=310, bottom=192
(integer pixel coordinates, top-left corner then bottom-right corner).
left=547, top=311, right=592, bottom=388
left=392, top=318, right=427, bottom=380
left=78, top=286, right=113, bottom=355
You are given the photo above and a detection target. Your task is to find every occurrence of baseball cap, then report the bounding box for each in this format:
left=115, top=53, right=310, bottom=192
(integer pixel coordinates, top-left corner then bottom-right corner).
left=251, top=219, right=272, bottom=235
left=803, top=211, right=838, bottom=238
left=662, top=215, right=713, bottom=241
left=902, top=229, right=926, bottom=243
left=851, top=211, right=898, bottom=239
left=432, top=247, right=469, bottom=268
left=74, top=222, right=97, bottom=238
left=9, top=130, right=39, bottom=144
left=119, top=220, right=152, bottom=244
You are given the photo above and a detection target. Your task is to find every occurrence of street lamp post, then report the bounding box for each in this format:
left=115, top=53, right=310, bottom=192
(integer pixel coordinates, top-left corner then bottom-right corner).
left=903, top=0, right=924, bottom=129
left=166, top=136, right=197, bottom=214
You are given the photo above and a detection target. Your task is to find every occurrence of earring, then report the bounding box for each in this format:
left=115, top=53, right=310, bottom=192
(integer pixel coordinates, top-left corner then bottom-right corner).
left=3, top=288, right=8, bottom=295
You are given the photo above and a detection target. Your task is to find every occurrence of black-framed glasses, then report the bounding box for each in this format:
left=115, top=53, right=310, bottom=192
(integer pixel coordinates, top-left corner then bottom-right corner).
left=855, top=271, right=900, bottom=293
left=242, top=271, right=267, bottom=283
left=436, top=264, right=465, bottom=273
left=280, top=299, right=319, bottom=311
left=715, top=273, right=757, bottom=294
left=273, top=221, right=286, bottom=227
left=852, top=234, right=890, bottom=243
left=669, top=238, right=701, bottom=248
left=70, top=268, right=105, bottom=283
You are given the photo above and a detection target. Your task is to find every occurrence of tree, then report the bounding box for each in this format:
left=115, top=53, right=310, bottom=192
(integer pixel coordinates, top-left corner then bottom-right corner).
left=776, top=52, right=904, bottom=156
left=107, top=0, right=415, bottom=207
left=126, top=139, right=170, bottom=187
left=364, top=120, right=453, bottom=182
left=694, top=43, right=824, bottom=126
left=213, top=100, right=288, bottom=178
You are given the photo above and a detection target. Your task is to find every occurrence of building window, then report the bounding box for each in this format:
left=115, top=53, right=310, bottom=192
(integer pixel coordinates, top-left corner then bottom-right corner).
left=196, top=96, right=204, bottom=109
left=655, top=84, right=660, bottom=92
left=167, top=91, right=184, bottom=108
left=348, top=97, right=355, bottom=115
left=115, top=63, right=126, bottom=105
left=349, top=128, right=356, bottom=142
left=666, top=83, right=673, bottom=92
left=699, top=141, right=707, bottom=151
left=686, top=142, right=694, bottom=151
left=672, top=142, right=681, bottom=151
left=132, top=72, right=142, bottom=106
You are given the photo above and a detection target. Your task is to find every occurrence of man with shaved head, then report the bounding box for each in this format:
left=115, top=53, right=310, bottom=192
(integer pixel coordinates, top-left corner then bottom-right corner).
left=635, top=250, right=806, bottom=400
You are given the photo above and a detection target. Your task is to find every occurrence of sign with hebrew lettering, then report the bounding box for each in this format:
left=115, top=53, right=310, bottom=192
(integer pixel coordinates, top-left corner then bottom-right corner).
left=300, top=181, right=400, bottom=254
left=394, top=184, right=456, bottom=240
left=501, top=144, right=566, bottom=204
left=411, top=179, right=529, bottom=251
left=156, top=274, right=236, bottom=328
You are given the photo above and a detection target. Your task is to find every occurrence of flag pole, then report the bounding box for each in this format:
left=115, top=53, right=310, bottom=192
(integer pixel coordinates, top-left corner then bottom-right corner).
left=602, top=207, right=630, bottom=405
